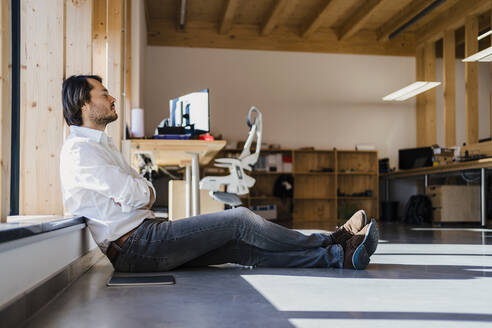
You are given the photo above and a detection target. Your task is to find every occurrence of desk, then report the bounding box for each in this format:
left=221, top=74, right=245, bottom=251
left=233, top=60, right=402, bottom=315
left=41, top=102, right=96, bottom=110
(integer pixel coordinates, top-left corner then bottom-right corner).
left=381, top=158, right=492, bottom=226
left=122, top=139, right=226, bottom=216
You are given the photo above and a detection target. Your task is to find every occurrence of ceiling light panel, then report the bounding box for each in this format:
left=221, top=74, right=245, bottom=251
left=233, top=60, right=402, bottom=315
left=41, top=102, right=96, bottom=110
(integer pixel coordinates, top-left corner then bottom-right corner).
left=396, top=82, right=441, bottom=101
left=382, top=82, right=440, bottom=101
left=463, top=46, right=492, bottom=62
left=382, top=82, right=427, bottom=101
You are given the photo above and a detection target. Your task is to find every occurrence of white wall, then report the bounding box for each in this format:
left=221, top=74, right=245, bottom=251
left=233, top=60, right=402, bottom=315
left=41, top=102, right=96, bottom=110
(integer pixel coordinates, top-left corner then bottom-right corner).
left=144, top=47, right=417, bottom=168
left=436, top=60, right=491, bottom=147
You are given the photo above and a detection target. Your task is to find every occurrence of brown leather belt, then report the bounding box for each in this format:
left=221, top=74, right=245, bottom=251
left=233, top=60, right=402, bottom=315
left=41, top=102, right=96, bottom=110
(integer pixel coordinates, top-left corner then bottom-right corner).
left=106, top=226, right=139, bottom=263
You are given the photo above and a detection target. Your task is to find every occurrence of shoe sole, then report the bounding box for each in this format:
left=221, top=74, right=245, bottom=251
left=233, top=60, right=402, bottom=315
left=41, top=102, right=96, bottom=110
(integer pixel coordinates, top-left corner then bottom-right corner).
left=365, top=219, right=379, bottom=257
left=352, top=221, right=374, bottom=270
left=352, top=244, right=370, bottom=270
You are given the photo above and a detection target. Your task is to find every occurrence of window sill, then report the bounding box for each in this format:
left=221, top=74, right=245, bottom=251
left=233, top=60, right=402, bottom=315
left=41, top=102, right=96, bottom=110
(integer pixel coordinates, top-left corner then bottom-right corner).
left=0, top=216, right=86, bottom=250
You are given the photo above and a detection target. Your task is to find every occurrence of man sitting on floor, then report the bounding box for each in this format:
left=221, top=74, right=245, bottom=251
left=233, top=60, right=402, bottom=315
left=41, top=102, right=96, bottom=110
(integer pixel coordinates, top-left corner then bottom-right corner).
left=59, top=75, right=379, bottom=272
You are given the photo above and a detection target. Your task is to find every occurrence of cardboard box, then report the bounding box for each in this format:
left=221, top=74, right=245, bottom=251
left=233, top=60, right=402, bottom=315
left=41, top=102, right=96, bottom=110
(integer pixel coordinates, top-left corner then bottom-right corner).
left=426, top=185, right=480, bottom=222
left=169, top=180, right=224, bottom=220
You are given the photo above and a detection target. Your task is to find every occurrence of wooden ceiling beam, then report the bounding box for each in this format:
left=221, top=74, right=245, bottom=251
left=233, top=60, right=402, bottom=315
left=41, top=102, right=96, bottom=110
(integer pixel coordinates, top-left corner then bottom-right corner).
left=261, top=0, right=297, bottom=36
left=416, top=0, right=492, bottom=44
left=301, top=0, right=336, bottom=39
left=337, top=0, right=384, bottom=41
left=377, top=0, right=436, bottom=42
left=148, top=20, right=415, bottom=56
left=219, top=0, right=240, bottom=35
left=452, top=15, right=490, bottom=48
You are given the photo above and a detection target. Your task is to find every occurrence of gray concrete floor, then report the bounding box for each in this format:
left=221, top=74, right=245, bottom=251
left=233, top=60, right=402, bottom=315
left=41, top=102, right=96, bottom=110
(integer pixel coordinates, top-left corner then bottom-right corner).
left=24, top=222, right=492, bottom=328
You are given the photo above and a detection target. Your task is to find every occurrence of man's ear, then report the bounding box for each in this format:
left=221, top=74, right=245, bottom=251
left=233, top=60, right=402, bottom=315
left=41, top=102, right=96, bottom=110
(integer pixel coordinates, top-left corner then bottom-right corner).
left=81, top=103, right=88, bottom=113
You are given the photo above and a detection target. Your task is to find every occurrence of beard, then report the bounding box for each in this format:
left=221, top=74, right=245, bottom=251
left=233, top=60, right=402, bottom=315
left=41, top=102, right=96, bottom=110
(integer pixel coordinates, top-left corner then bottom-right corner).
left=89, top=108, right=118, bottom=125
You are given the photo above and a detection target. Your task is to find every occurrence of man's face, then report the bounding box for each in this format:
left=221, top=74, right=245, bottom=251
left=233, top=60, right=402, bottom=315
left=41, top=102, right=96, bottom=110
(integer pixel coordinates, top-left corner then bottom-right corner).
left=83, top=78, right=117, bottom=126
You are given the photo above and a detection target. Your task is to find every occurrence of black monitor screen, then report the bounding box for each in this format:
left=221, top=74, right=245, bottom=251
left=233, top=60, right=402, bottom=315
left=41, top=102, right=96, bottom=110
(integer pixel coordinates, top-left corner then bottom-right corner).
left=398, top=147, right=433, bottom=170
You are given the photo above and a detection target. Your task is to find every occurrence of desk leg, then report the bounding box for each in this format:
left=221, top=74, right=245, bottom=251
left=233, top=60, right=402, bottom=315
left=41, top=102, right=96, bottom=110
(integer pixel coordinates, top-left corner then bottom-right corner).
left=186, top=165, right=191, bottom=218
left=481, top=168, right=486, bottom=227
left=385, top=178, right=390, bottom=201
left=191, top=152, right=201, bottom=216
left=424, top=174, right=429, bottom=189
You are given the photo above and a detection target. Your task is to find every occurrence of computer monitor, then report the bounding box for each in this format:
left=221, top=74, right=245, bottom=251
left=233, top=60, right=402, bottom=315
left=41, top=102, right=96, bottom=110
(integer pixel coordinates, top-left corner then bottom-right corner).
left=398, top=147, right=433, bottom=170
left=169, top=89, right=210, bottom=135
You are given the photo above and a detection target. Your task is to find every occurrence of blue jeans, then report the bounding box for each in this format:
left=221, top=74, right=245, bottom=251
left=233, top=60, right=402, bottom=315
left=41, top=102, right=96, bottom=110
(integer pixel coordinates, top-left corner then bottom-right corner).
left=113, top=207, right=343, bottom=272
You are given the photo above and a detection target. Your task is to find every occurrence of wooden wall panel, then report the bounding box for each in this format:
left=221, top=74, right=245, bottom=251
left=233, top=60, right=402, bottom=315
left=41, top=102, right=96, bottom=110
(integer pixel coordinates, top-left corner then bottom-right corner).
left=416, top=45, right=425, bottom=147
left=65, top=0, right=93, bottom=141
left=465, top=16, right=478, bottom=145
left=107, top=0, right=124, bottom=151
left=443, top=30, right=456, bottom=147
left=66, top=0, right=93, bottom=77
left=92, top=0, right=107, bottom=82
left=424, top=41, right=436, bottom=146
left=0, top=0, right=11, bottom=221
left=20, top=0, right=65, bottom=215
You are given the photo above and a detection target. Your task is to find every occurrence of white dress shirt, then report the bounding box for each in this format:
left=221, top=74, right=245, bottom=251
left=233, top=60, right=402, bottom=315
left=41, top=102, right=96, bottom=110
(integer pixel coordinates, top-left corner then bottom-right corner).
left=60, top=125, right=155, bottom=253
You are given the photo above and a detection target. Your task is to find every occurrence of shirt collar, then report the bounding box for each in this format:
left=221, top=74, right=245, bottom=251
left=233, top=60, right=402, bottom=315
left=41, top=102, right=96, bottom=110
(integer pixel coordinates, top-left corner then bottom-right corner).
left=69, top=125, right=110, bottom=145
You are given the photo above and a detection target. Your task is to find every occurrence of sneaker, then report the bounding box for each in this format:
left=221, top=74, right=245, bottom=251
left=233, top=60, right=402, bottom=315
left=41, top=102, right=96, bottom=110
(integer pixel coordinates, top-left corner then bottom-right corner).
left=342, top=220, right=378, bottom=270
left=331, top=210, right=367, bottom=245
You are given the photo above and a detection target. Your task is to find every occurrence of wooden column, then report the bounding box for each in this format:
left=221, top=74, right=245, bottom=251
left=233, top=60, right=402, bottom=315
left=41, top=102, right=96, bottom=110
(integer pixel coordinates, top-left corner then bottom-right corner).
left=107, top=0, right=124, bottom=151
left=65, top=0, right=93, bottom=140
left=424, top=41, right=436, bottom=146
left=443, top=30, right=456, bottom=147
left=465, top=16, right=479, bottom=145
left=20, top=0, right=65, bottom=215
left=92, top=0, right=107, bottom=82
left=66, top=0, right=93, bottom=77
left=416, top=45, right=425, bottom=147
left=0, top=0, right=11, bottom=221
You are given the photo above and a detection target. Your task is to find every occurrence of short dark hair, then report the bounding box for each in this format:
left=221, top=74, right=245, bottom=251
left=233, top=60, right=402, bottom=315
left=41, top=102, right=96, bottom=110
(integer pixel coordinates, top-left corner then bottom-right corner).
left=61, top=75, right=102, bottom=126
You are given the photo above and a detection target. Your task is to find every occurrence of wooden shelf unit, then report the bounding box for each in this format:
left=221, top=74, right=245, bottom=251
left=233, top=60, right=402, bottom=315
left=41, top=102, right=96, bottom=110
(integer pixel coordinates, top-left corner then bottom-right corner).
left=202, top=148, right=378, bottom=227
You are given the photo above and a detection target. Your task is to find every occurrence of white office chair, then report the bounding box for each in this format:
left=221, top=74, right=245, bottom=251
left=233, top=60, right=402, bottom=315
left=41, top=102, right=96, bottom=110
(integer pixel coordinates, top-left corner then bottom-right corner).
left=200, top=106, right=263, bottom=207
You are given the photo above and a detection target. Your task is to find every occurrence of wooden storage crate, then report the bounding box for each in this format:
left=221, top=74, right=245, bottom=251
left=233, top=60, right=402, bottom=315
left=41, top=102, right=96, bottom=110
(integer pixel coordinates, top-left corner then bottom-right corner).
left=426, top=185, right=480, bottom=222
